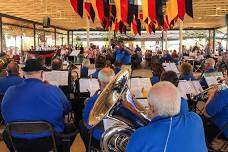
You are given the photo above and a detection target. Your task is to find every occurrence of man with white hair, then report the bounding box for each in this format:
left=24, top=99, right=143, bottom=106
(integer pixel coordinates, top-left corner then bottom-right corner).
left=126, top=81, right=207, bottom=152
left=80, top=67, right=115, bottom=150
left=200, top=58, right=217, bottom=89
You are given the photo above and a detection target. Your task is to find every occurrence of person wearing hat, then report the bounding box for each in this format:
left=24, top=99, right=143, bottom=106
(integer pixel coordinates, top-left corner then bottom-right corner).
left=1, top=59, right=75, bottom=151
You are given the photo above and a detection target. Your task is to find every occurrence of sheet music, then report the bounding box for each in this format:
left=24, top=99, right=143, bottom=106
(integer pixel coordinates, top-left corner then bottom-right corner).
left=43, top=71, right=68, bottom=86
left=88, top=69, right=96, bottom=76
left=191, top=81, right=203, bottom=94
left=162, top=63, right=179, bottom=74
left=79, top=78, right=99, bottom=96
left=137, top=99, right=149, bottom=110
left=178, top=80, right=203, bottom=96
left=129, top=78, right=152, bottom=98
left=69, top=50, right=80, bottom=56
left=204, top=72, right=224, bottom=86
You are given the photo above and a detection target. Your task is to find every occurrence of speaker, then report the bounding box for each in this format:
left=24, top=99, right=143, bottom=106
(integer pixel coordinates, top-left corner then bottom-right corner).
left=43, top=16, right=50, bottom=28
left=226, top=14, right=228, bottom=26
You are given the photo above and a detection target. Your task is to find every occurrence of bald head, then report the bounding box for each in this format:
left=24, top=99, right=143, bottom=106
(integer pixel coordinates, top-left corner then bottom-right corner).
left=7, top=62, right=19, bottom=76
left=147, top=81, right=181, bottom=118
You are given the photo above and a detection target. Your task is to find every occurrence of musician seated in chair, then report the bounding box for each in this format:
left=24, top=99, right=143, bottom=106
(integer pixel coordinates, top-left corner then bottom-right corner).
left=1, top=59, right=77, bottom=152
left=203, top=69, right=228, bottom=142
left=126, top=82, right=207, bottom=152
left=200, top=58, right=217, bottom=89
left=0, top=62, right=24, bottom=95
left=90, top=55, right=106, bottom=78
left=179, top=62, right=196, bottom=81
left=80, top=67, right=115, bottom=150
left=160, top=71, right=189, bottom=113
left=51, top=58, right=63, bottom=70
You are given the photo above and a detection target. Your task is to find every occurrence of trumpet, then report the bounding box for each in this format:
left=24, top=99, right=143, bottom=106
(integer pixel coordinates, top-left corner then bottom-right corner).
left=191, top=83, right=228, bottom=101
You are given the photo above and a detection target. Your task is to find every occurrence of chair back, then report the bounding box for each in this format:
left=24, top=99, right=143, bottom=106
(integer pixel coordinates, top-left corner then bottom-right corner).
left=5, top=121, right=57, bottom=152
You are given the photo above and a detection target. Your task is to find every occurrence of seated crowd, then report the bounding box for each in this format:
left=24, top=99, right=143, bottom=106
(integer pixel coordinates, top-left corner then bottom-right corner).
left=0, top=41, right=227, bottom=152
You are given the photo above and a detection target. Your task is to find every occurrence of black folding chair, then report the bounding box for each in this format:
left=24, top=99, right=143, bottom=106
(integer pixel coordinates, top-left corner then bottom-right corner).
left=207, top=122, right=228, bottom=152
left=4, top=121, right=58, bottom=152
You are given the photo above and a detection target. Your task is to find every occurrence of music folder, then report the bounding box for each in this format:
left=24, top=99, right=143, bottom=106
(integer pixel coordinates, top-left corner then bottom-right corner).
left=162, top=63, right=179, bottom=74
left=43, top=71, right=68, bottom=86
left=203, top=72, right=224, bottom=86
left=178, top=80, right=203, bottom=98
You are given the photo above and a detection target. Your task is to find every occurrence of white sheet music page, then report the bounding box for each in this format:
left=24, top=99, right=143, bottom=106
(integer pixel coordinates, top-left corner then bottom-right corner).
left=79, top=78, right=99, bottom=96
left=191, top=81, right=203, bottom=94
left=43, top=71, right=68, bottom=86
left=178, top=80, right=193, bottom=95
left=170, top=63, right=179, bottom=74
left=88, top=69, right=96, bottom=76
left=130, top=78, right=151, bottom=98
left=69, top=50, right=80, bottom=56
left=89, top=79, right=100, bottom=96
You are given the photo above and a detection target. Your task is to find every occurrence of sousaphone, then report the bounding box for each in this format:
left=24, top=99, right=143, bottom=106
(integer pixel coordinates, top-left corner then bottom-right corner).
left=89, top=69, right=150, bottom=152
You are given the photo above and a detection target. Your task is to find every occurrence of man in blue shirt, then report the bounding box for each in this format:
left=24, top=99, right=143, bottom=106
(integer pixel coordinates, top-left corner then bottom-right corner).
left=79, top=67, right=115, bottom=150
left=200, top=58, right=217, bottom=89
left=114, top=41, right=134, bottom=65
left=126, top=82, right=207, bottom=152
left=1, top=59, right=75, bottom=152
left=0, top=62, right=24, bottom=95
left=204, top=77, right=228, bottom=141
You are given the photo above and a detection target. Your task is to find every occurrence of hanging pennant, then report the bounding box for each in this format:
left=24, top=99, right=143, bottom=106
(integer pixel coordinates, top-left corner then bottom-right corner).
left=178, top=0, right=186, bottom=20
left=84, top=2, right=95, bottom=22
left=70, top=0, right=84, bottom=18
left=166, top=0, right=178, bottom=24
left=186, top=0, right=193, bottom=18
left=114, top=0, right=128, bottom=24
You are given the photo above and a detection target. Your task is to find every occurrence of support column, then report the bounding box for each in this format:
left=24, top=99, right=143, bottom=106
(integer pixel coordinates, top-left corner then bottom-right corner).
left=165, top=31, right=168, bottom=50
left=15, top=36, right=17, bottom=50
left=212, top=29, right=216, bottom=53
left=54, top=28, right=56, bottom=46
left=67, top=31, right=70, bottom=45
left=208, top=29, right=211, bottom=42
left=161, top=31, right=164, bottom=51
left=20, top=35, right=23, bottom=52
left=71, top=31, right=73, bottom=46
left=179, top=20, right=183, bottom=55
left=33, top=23, right=36, bottom=49
left=86, top=17, right=90, bottom=48
left=0, top=17, right=3, bottom=53
left=108, top=28, right=112, bottom=48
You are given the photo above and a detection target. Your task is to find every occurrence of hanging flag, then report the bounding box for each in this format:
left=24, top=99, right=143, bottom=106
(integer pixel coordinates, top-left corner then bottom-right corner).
left=166, top=0, right=178, bottom=24
left=148, top=0, right=156, bottom=24
left=110, top=4, right=116, bottom=22
left=127, top=4, right=138, bottom=24
left=131, top=19, right=138, bottom=35
left=84, top=2, right=95, bottom=22
left=70, top=0, right=84, bottom=18
left=136, top=19, right=141, bottom=35
left=178, top=0, right=186, bottom=20
left=114, top=0, right=128, bottom=24
left=156, top=0, right=164, bottom=27
left=186, top=0, right=193, bottom=18
left=141, top=0, right=149, bottom=22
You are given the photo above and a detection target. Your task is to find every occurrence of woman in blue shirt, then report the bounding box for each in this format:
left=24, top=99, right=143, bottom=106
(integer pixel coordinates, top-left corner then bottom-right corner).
left=150, top=63, right=165, bottom=85
left=179, top=62, right=196, bottom=81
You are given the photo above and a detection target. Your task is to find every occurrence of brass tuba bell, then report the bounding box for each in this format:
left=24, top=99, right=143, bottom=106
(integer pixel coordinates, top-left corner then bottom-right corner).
left=88, top=69, right=150, bottom=152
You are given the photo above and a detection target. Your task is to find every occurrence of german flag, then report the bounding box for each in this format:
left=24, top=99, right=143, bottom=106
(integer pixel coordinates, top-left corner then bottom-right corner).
left=186, top=0, right=193, bottom=18
left=131, top=19, right=138, bottom=35
left=127, top=4, right=138, bottom=24
left=156, top=0, right=164, bottom=27
left=141, top=0, right=149, bottom=22
left=148, top=0, right=156, bottom=24
left=166, top=0, right=178, bottom=24
left=92, top=0, right=109, bottom=28
left=178, top=0, right=186, bottom=20
left=114, top=0, right=128, bottom=24
left=110, top=4, right=116, bottom=23
left=84, top=2, right=95, bottom=23
left=70, top=0, right=84, bottom=18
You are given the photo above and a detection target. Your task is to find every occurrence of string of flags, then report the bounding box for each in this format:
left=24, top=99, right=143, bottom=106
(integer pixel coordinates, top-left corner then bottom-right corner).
left=69, top=0, right=193, bottom=35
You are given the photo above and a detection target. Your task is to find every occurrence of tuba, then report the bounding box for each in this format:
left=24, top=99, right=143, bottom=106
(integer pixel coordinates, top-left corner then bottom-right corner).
left=88, top=69, right=150, bottom=152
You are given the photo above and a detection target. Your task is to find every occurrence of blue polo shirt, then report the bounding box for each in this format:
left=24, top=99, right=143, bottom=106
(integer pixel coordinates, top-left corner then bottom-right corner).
left=179, top=74, right=196, bottom=81
left=114, top=48, right=131, bottom=65
left=150, top=76, right=160, bottom=85
left=206, top=89, right=228, bottom=138
left=83, top=93, right=104, bottom=140
left=0, top=75, right=24, bottom=94
left=126, top=112, right=207, bottom=152
left=81, top=67, right=89, bottom=78
left=180, top=97, right=189, bottom=114
left=90, top=68, right=101, bottom=78
left=1, top=78, right=71, bottom=139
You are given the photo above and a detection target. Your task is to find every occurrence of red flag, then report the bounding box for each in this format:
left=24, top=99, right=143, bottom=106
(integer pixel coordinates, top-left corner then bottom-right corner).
left=70, top=0, right=83, bottom=18
left=178, top=0, right=186, bottom=20
left=148, top=0, right=156, bottom=24
left=84, top=2, right=95, bottom=23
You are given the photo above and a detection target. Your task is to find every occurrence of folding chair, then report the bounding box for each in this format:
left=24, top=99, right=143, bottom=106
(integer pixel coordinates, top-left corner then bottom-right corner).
left=4, top=121, right=58, bottom=152
left=207, top=123, right=228, bottom=152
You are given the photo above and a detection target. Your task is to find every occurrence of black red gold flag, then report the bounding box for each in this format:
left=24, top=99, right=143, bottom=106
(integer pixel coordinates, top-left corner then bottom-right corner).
left=70, top=0, right=83, bottom=18
left=186, top=0, right=193, bottom=18
left=178, top=0, right=186, bottom=20
left=156, top=0, right=164, bottom=27
left=127, top=4, right=138, bottom=24
left=110, top=4, right=116, bottom=22
left=84, top=2, right=95, bottom=23
left=114, top=0, right=128, bottom=24
left=166, top=0, right=178, bottom=24
left=148, top=0, right=156, bottom=24
left=136, top=19, right=141, bottom=35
